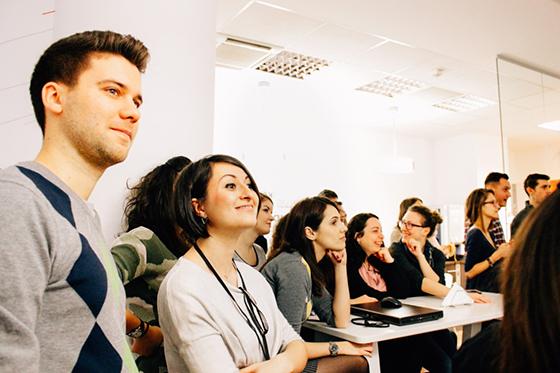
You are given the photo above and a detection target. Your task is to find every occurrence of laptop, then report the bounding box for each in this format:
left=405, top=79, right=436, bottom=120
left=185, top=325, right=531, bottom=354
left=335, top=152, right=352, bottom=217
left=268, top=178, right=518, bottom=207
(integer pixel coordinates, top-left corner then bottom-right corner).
left=351, top=302, right=444, bottom=326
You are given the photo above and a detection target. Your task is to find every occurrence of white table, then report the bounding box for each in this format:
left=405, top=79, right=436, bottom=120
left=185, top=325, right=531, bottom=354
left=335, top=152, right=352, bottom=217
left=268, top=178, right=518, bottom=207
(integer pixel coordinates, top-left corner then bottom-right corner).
left=303, top=292, right=502, bottom=373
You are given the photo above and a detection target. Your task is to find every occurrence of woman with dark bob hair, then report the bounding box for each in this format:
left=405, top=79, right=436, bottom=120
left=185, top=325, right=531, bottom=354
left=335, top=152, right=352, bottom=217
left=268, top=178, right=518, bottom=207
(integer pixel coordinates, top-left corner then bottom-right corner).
left=464, top=188, right=510, bottom=292
left=262, top=197, right=372, bottom=373
left=157, top=154, right=306, bottom=372
left=454, top=189, right=560, bottom=373
left=111, top=155, right=191, bottom=372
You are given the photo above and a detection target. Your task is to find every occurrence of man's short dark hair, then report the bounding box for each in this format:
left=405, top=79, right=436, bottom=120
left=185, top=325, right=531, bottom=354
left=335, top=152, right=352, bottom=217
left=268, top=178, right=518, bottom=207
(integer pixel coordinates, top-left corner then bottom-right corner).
left=318, top=189, right=338, bottom=200
left=30, top=30, right=150, bottom=134
left=484, top=172, right=509, bottom=186
left=524, top=173, right=550, bottom=196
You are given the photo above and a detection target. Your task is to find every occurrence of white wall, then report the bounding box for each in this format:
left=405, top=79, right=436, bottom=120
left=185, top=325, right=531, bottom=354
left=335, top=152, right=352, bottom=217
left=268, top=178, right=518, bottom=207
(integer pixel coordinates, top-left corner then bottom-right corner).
left=1, top=0, right=217, bottom=242
left=214, top=66, right=437, bottom=236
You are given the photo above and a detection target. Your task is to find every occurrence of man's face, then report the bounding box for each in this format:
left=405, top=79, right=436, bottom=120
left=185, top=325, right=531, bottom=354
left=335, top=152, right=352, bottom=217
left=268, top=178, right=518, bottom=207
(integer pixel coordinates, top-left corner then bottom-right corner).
left=488, top=178, right=511, bottom=208
left=58, top=53, right=142, bottom=169
left=529, top=179, right=552, bottom=206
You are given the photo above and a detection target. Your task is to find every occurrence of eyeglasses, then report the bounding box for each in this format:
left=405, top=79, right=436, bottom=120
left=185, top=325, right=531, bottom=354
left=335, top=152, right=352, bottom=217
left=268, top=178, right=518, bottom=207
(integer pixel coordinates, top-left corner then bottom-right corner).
left=399, top=220, right=426, bottom=230
left=239, top=286, right=269, bottom=341
left=483, top=200, right=499, bottom=206
left=351, top=317, right=390, bottom=328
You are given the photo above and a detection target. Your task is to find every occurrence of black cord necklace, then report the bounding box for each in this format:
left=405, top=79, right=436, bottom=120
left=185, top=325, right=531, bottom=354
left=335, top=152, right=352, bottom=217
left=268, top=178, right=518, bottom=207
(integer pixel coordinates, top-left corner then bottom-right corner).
left=192, top=242, right=270, bottom=360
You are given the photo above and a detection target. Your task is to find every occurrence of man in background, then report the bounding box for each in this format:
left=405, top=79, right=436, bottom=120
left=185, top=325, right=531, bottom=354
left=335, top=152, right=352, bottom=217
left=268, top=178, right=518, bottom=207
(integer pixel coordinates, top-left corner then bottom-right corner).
left=510, top=173, right=551, bottom=237
left=318, top=188, right=348, bottom=225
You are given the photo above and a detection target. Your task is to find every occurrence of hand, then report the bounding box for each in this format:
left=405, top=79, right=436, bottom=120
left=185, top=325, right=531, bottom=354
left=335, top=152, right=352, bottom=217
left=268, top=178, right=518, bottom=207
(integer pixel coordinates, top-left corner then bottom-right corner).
left=403, top=238, right=423, bottom=258
left=131, top=324, right=163, bottom=357
left=338, top=341, right=373, bottom=357
left=240, top=354, right=292, bottom=373
left=374, top=247, right=394, bottom=263
left=494, top=242, right=511, bottom=260
left=326, top=249, right=347, bottom=266
left=469, top=293, right=490, bottom=304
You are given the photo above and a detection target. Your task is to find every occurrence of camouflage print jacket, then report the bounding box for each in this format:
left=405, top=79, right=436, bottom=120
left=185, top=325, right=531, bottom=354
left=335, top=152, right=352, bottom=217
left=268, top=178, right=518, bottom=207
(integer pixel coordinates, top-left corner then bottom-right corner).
left=111, top=227, right=177, bottom=325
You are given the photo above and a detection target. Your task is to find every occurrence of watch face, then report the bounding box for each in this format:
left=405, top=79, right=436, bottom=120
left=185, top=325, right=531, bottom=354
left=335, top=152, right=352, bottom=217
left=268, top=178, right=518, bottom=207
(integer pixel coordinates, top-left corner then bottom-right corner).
left=329, top=342, right=339, bottom=356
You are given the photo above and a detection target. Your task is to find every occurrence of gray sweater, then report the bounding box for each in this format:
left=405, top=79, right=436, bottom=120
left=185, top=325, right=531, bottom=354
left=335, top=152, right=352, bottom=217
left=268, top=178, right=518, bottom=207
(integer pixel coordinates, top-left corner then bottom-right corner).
left=0, top=162, right=136, bottom=372
left=261, top=251, right=335, bottom=334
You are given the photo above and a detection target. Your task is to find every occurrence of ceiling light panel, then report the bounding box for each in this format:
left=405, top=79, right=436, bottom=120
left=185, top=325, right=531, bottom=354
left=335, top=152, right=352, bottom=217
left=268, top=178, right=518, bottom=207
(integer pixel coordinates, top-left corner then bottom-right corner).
left=433, top=95, right=495, bottom=112
left=356, top=75, right=428, bottom=98
left=256, top=51, right=329, bottom=79
left=538, top=120, right=560, bottom=131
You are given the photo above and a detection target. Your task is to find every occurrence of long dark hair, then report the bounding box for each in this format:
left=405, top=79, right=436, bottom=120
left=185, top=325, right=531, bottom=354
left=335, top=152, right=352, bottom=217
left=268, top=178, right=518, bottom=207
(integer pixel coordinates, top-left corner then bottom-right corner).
left=174, top=154, right=259, bottom=245
left=267, top=197, right=338, bottom=296
left=465, top=188, right=494, bottom=232
left=500, top=189, right=560, bottom=372
left=124, top=156, right=191, bottom=257
left=346, top=213, right=379, bottom=267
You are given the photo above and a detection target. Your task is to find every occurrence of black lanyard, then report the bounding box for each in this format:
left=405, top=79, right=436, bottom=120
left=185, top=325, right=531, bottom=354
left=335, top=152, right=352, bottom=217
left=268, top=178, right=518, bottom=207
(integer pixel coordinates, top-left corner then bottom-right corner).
left=192, top=242, right=270, bottom=360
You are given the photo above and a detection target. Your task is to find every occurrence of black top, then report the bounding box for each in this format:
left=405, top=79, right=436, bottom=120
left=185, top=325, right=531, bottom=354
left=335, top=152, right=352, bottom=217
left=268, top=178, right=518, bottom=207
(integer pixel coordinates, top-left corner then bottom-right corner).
left=389, top=240, right=446, bottom=297
left=464, top=228, right=501, bottom=292
left=254, top=235, right=268, bottom=254
left=347, top=254, right=410, bottom=300
left=453, top=322, right=500, bottom=373
left=510, top=201, right=533, bottom=238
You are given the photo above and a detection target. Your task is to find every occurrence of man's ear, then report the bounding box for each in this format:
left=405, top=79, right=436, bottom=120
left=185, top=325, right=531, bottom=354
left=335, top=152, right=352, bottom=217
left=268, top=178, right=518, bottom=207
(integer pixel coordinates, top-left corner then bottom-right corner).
left=191, top=198, right=207, bottom=218
left=304, top=226, right=316, bottom=241
left=42, top=82, right=65, bottom=116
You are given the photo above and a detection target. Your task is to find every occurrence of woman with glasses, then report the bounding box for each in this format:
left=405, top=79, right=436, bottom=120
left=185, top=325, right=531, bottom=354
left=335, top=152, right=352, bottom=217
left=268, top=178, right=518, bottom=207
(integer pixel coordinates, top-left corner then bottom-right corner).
left=235, top=193, right=274, bottom=270
left=389, top=205, right=487, bottom=373
left=158, top=155, right=306, bottom=372
left=464, top=189, right=511, bottom=292
left=262, top=197, right=372, bottom=373
left=390, top=197, right=442, bottom=252
left=346, top=213, right=428, bottom=373
left=390, top=205, right=487, bottom=302
left=454, top=190, right=560, bottom=373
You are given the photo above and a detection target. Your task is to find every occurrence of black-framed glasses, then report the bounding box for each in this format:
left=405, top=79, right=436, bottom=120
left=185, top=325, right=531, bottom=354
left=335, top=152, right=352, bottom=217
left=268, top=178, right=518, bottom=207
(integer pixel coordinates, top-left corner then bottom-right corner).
left=351, top=317, right=390, bottom=328
left=483, top=200, right=499, bottom=206
left=399, top=220, right=426, bottom=230
left=239, top=286, right=269, bottom=338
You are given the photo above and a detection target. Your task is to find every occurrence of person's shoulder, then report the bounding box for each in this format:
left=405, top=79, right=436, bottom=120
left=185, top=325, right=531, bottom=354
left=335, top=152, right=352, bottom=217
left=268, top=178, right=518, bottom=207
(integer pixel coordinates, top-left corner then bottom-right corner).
left=466, top=226, right=484, bottom=239
left=389, top=241, right=405, bottom=255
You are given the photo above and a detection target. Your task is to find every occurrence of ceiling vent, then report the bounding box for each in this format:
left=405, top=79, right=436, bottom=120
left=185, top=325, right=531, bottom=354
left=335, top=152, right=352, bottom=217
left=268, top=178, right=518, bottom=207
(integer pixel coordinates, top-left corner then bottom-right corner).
left=216, top=34, right=280, bottom=69
left=255, top=51, right=329, bottom=79
left=356, top=75, right=428, bottom=98
left=432, top=95, right=495, bottom=112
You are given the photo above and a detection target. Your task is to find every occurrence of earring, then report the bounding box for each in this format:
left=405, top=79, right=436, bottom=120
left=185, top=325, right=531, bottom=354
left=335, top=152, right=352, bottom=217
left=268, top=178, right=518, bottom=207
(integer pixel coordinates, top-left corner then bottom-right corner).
left=200, top=216, right=207, bottom=225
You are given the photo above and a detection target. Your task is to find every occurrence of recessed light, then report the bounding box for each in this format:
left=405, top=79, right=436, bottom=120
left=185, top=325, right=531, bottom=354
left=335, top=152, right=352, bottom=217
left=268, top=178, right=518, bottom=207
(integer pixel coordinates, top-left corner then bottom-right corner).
left=256, top=51, right=329, bottom=79
left=433, top=95, right=495, bottom=112
left=356, top=75, right=428, bottom=98
left=538, top=120, right=560, bottom=132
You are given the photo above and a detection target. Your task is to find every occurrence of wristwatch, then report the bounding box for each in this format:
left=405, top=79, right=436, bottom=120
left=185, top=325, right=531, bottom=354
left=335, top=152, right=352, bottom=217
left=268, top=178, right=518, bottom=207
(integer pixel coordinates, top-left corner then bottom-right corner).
left=328, top=342, right=339, bottom=357
left=486, top=257, right=494, bottom=267
left=127, top=319, right=150, bottom=338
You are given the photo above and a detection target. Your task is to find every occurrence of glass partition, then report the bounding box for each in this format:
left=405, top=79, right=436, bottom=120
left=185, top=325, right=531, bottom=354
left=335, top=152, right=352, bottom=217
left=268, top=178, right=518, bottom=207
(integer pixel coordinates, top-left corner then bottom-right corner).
left=496, top=56, right=560, bottom=236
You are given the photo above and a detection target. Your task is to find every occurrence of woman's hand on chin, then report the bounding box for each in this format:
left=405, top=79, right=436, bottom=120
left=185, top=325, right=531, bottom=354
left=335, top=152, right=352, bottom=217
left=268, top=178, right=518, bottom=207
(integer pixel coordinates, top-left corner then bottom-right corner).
left=326, top=249, right=347, bottom=265
left=403, top=238, right=423, bottom=257
left=373, top=247, right=394, bottom=263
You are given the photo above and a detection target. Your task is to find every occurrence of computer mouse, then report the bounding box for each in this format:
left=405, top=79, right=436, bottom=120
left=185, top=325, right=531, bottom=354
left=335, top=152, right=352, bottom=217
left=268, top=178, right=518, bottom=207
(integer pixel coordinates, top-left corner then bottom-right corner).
left=380, top=296, right=402, bottom=309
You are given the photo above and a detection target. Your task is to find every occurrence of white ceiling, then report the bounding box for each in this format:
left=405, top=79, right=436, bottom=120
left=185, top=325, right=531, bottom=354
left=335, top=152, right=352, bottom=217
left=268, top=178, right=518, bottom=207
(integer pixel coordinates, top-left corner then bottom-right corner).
left=1, top=0, right=559, bottom=144
left=216, top=0, right=560, bottom=142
